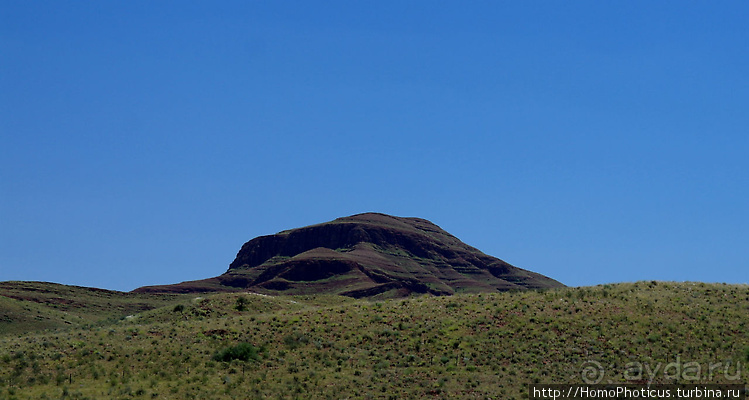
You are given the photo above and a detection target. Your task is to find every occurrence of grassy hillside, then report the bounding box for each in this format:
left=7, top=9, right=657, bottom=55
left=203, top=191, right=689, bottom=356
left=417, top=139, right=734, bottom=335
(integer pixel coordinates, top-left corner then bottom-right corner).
left=0, top=282, right=189, bottom=336
left=1, top=282, right=748, bottom=399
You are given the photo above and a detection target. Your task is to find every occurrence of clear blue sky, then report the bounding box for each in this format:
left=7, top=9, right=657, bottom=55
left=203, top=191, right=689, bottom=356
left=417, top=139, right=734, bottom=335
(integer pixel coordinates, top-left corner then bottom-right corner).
left=2, top=1, right=747, bottom=291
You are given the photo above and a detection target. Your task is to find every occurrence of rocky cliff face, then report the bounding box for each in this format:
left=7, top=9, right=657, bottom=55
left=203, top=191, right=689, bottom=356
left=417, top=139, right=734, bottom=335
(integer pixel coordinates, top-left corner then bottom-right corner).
left=134, top=213, right=564, bottom=298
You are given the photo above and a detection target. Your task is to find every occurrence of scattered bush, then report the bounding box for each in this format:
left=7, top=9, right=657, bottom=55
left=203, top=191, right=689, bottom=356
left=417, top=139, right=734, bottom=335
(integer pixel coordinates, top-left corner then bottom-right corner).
left=284, top=332, right=309, bottom=349
left=213, top=343, right=259, bottom=363
left=235, top=296, right=248, bottom=312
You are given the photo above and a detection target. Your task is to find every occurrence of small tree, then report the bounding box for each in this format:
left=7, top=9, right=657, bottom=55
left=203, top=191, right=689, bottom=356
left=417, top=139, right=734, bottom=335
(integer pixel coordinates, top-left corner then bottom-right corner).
left=235, top=296, right=248, bottom=312
left=213, top=343, right=259, bottom=363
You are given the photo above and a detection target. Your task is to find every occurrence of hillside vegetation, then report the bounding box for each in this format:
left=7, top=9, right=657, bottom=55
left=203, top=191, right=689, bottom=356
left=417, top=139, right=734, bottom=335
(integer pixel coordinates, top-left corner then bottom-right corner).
left=0, top=282, right=189, bottom=336
left=1, top=282, right=748, bottom=399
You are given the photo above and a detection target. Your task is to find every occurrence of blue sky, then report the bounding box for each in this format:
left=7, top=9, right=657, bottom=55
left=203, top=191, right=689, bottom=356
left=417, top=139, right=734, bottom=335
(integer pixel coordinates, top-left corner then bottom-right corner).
left=2, top=1, right=747, bottom=291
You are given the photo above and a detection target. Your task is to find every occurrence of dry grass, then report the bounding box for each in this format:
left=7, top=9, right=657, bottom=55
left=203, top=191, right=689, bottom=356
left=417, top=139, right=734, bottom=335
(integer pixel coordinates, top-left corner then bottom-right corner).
left=1, top=281, right=748, bottom=399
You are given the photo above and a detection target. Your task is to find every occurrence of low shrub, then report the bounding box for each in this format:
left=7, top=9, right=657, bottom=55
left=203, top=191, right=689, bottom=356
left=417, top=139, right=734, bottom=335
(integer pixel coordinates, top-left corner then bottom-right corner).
left=235, top=296, right=248, bottom=312
left=213, top=343, right=260, bottom=363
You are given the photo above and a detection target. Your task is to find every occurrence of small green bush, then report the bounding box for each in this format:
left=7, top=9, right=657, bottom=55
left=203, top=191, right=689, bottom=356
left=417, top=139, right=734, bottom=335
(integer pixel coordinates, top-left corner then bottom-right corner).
left=283, top=332, right=309, bottom=349
left=235, top=296, right=248, bottom=311
left=213, top=343, right=259, bottom=363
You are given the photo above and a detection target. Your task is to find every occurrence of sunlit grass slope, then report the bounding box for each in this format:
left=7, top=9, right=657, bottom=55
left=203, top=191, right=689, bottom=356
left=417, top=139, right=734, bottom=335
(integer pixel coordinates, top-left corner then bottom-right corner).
left=1, top=282, right=748, bottom=399
left=0, top=282, right=189, bottom=335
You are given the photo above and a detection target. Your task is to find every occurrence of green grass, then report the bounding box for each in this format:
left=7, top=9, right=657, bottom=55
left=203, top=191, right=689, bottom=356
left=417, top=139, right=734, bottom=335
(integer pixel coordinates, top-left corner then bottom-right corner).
left=0, top=282, right=190, bottom=336
left=0, top=281, right=747, bottom=399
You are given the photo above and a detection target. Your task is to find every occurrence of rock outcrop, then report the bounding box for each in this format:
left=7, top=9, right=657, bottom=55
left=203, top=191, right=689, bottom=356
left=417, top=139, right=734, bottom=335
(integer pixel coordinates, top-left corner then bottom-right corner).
left=133, top=213, right=563, bottom=298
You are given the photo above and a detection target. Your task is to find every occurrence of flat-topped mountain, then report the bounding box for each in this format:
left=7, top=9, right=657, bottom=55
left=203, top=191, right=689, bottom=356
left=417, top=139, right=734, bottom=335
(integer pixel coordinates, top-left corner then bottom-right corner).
left=134, top=213, right=563, bottom=297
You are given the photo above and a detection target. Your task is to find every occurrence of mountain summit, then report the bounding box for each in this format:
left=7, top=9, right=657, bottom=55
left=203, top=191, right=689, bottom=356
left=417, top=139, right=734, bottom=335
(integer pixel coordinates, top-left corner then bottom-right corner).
left=134, top=213, right=563, bottom=297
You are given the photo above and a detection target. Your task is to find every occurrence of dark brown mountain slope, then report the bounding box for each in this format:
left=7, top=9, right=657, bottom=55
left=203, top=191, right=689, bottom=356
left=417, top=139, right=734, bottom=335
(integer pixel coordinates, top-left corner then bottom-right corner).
left=134, top=213, right=564, bottom=298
